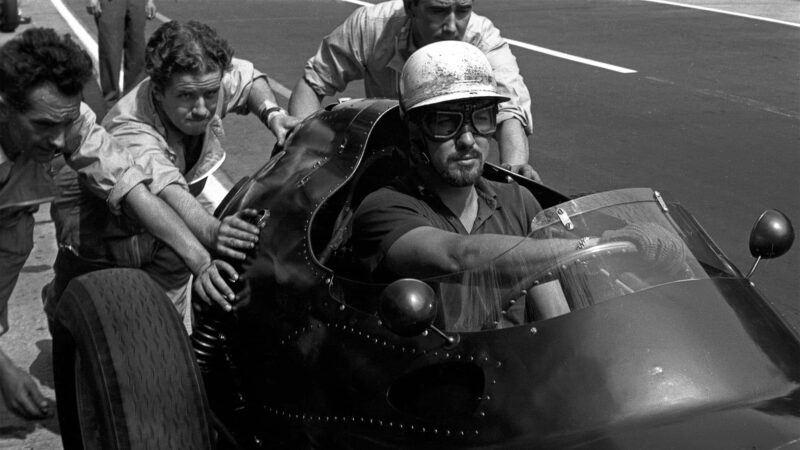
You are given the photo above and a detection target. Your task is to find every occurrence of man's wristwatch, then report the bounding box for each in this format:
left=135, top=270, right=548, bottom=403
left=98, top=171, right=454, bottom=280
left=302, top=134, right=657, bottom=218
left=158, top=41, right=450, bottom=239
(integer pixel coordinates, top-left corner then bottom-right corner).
left=258, top=104, right=286, bottom=129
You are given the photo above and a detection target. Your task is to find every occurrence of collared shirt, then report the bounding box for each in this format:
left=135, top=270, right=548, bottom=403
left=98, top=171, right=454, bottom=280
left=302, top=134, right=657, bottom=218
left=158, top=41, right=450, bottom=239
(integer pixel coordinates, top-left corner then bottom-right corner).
left=352, top=175, right=541, bottom=278
left=1, top=103, right=149, bottom=222
left=303, top=0, right=532, bottom=134
left=52, top=58, right=263, bottom=259
left=103, top=58, right=264, bottom=195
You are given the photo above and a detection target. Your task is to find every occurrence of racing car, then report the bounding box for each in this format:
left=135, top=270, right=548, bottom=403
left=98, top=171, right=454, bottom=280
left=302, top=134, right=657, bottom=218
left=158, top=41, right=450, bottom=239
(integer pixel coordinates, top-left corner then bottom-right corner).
left=51, top=99, right=799, bottom=449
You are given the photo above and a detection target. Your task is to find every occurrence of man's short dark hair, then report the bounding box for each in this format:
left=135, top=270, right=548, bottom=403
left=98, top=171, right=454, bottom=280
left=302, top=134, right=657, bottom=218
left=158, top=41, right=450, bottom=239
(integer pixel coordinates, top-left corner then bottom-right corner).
left=0, top=28, right=94, bottom=111
left=145, top=20, right=234, bottom=91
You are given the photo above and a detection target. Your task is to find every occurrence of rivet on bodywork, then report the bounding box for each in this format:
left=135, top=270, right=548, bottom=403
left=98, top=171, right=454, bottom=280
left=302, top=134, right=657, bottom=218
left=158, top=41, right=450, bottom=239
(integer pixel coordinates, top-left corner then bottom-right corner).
left=530, top=327, right=538, bottom=334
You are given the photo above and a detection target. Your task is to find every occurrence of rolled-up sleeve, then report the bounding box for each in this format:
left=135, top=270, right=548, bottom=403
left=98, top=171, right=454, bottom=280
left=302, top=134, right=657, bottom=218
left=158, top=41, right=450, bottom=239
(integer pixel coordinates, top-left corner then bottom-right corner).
left=110, top=125, right=189, bottom=196
left=64, top=104, right=152, bottom=214
left=222, top=58, right=266, bottom=116
left=473, top=20, right=533, bottom=135
left=302, top=6, right=369, bottom=97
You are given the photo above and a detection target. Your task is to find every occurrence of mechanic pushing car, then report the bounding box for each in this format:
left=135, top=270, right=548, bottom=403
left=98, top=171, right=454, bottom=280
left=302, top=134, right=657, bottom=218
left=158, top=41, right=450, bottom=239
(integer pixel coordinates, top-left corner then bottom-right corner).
left=0, top=27, right=232, bottom=420
left=288, top=0, right=539, bottom=181
left=351, top=40, right=688, bottom=331
left=43, top=20, right=301, bottom=320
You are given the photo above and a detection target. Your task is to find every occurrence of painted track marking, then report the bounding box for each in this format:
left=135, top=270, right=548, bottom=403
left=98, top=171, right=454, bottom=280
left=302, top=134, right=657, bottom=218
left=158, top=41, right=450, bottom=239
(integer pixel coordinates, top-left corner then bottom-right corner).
left=641, top=0, right=800, bottom=28
left=340, top=0, right=638, bottom=73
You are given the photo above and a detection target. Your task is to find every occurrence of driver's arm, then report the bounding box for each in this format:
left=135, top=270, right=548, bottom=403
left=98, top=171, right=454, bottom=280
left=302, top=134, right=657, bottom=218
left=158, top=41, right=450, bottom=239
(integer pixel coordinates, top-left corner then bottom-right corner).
left=384, top=226, right=582, bottom=280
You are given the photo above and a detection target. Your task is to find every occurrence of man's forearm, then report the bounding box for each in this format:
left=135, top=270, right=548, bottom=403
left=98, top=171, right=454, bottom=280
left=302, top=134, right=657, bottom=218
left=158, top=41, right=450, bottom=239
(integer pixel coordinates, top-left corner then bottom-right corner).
left=496, top=118, right=530, bottom=167
left=157, top=184, right=220, bottom=249
left=246, top=77, right=281, bottom=113
left=122, top=184, right=211, bottom=274
left=288, top=78, right=324, bottom=118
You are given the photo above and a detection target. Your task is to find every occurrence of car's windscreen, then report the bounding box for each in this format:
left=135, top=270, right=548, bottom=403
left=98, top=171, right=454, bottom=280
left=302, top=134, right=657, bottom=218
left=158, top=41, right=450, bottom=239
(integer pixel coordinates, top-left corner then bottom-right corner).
left=330, top=188, right=739, bottom=332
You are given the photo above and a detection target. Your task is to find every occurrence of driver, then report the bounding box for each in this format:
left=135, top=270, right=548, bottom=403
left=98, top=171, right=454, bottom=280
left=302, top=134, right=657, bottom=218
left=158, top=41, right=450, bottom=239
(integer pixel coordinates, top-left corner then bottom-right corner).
left=351, top=41, right=686, bottom=331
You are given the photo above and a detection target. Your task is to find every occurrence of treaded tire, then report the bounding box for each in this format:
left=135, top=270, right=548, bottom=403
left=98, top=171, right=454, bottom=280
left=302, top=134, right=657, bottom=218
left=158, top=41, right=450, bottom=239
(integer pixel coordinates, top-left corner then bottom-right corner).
left=0, top=0, right=19, bottom=33
left=53, top=268, right=214, bottom=450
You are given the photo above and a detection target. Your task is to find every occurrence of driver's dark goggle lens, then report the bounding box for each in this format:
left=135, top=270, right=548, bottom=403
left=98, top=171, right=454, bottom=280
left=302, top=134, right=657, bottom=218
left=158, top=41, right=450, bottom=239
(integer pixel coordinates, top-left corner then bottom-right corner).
left=418, top=104, right=498, bottom=142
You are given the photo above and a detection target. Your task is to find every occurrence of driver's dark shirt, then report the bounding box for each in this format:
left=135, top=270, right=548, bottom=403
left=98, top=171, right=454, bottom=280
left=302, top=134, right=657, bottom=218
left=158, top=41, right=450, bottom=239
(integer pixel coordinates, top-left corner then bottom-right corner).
left=352, top=175, right=542, bottom=282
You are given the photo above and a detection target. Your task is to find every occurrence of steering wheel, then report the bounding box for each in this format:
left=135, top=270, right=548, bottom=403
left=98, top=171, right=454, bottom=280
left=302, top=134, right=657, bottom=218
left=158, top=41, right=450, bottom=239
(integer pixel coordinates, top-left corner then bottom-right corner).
left=505, top=241, right=640, bottom=319
left=554, top=241, right=637, bottom=268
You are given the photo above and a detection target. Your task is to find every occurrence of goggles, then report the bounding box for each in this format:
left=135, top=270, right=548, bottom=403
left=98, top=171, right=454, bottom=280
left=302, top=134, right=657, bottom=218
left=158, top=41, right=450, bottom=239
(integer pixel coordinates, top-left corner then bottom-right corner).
left=415, top=103, right=498, bottom=142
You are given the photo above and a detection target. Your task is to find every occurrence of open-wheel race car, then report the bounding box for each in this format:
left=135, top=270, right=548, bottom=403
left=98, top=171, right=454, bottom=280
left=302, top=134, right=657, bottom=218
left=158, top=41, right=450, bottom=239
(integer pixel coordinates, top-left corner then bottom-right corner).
left=52, top=99, right=799, bottom=449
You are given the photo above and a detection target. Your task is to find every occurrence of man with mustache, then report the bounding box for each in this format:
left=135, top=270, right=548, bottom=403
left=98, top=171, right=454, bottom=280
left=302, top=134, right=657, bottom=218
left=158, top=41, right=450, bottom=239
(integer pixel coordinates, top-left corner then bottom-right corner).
left=289, top=0, right=538, bottom=181
left=0, top=28, right=232, bottom=420
left=45, top=20, right=300, bottom=319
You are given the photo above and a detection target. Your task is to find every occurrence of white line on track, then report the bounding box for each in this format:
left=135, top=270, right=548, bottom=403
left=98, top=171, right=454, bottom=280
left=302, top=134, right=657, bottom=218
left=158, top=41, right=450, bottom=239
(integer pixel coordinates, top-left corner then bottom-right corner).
left=48, top=0, right=99, bottom=62
left=339, top=0, right=638, bottom=73
left=640, top=0, right=800, bottom=28
left=505, top=39, right=636, bottom=74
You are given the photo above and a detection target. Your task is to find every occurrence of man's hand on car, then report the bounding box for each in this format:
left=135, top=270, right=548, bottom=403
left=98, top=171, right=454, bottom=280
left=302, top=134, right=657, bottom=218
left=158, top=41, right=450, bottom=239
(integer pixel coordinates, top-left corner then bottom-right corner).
left=212, top=208, right=263, bottom=260
left=193, top=259, right=240, bottom=312
left=501, top=163, right=542, bottom=183
left=268, top=112, right=301, bottom=147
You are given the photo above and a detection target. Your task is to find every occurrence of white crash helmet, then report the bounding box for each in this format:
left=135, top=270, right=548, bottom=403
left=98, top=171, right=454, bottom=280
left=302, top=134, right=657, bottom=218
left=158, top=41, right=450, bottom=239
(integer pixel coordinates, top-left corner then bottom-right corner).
left=399, top=40, right=509, bottom=116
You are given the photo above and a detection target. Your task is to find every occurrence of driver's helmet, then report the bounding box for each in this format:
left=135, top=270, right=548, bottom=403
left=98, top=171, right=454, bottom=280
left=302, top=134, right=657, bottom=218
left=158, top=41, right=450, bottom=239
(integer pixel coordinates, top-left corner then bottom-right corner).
left=399, top=40, right=509, bottom=116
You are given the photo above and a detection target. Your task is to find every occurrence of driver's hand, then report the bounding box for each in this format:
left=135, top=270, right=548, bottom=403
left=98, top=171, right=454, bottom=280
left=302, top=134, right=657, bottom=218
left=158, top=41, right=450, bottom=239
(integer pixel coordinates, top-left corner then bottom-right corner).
left=600, top=222, right=688, bottom=274
left=193, top=259, right=239, bottom=312
left=501, top=163, right=542, bottom=183
left=0, top=363, right=51, bottom=420
left=268, top=113, right=301, bottom=147
left=212, top=209, right=262, bottom=260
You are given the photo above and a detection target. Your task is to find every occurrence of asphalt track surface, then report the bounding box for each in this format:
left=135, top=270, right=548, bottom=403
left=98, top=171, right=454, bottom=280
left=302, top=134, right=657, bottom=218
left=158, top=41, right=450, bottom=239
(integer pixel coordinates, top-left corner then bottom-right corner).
left=0, top=0, right=798, bottom=448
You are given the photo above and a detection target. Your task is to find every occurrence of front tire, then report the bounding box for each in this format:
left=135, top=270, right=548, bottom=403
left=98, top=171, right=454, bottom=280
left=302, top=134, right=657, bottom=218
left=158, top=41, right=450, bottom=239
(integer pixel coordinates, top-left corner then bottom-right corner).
left=53, top=268, right=214, bottom=449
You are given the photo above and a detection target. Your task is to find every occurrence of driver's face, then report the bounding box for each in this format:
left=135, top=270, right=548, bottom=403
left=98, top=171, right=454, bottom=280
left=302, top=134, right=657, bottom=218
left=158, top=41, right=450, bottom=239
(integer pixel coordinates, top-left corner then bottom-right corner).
left=417, top=100, right=492, bottom=187
left=408, top=0, right=472, bottom=46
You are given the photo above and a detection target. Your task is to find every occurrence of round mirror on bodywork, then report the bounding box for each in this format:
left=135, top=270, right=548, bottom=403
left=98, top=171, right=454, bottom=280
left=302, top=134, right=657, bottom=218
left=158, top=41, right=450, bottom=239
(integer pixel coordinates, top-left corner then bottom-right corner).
left=378, top=279, right=456, bottom=344
left=746, top=209, right=794, bottom=278
left=378, top=279, right=437, bottom=337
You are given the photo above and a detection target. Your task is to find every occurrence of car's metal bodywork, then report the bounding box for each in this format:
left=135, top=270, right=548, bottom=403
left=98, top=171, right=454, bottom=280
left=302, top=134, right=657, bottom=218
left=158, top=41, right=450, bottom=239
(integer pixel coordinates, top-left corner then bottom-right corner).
left=197, top=99, right=800, bottom=449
